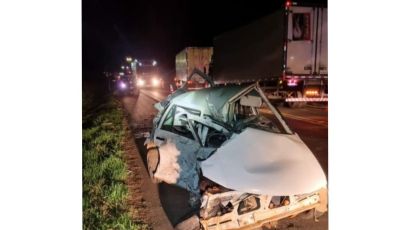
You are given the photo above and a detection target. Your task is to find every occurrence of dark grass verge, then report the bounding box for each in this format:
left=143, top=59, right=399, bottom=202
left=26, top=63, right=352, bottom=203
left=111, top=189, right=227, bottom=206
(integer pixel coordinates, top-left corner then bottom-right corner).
left=83, top=90, right=150, bottom=230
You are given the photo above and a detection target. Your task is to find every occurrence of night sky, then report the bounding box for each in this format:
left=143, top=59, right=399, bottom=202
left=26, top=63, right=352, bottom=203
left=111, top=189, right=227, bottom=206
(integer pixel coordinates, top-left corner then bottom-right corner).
left=83, top=0, right=325, bottom=80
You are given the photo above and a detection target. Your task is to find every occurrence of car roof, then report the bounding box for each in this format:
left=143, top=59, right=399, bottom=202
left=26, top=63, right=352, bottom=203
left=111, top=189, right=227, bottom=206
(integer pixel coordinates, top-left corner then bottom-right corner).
left=171, top=85, right=249, bottom=119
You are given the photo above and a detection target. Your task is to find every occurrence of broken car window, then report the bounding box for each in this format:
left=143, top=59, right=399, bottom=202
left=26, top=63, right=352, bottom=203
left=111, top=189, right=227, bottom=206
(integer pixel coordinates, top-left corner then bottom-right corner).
left=234, top=101, right=256, bottom=121
left=192, top=121, right=230, bottom=148
left=160, top=105, right=196, bottom=140
left=161, top=105, right=175, bottom=128
left=231, top=89, right=288, bottom=134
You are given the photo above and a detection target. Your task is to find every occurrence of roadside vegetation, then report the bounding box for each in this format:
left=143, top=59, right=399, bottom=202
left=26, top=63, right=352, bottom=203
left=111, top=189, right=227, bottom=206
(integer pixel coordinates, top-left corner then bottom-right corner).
left=83, top=88, right=149, bottom=230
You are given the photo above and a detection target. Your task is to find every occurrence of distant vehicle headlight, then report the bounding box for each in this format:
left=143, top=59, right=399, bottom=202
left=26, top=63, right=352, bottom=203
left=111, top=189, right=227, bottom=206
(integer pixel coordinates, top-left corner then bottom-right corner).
left=119, top=81, right=127, bottom=89
left=152, top=78, right=159, bottom=86
left=137, top=79, right=145, bottom=86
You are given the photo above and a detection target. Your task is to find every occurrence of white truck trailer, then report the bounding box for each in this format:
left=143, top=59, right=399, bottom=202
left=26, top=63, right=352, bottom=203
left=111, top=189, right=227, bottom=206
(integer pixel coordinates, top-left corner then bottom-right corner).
left=212, top=1, right=327, bottom=107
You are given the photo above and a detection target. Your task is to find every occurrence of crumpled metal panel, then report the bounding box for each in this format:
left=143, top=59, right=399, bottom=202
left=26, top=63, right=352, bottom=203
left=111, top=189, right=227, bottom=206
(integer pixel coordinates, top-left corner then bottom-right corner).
left=154, top=138, right=215, bottom=205
left=201, top=128, right=327, bottom=195
left=170, top=85, right=246, bottom=123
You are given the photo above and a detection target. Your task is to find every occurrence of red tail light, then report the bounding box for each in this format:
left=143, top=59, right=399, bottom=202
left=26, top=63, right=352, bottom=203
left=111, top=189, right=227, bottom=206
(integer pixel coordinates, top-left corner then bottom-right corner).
left=287, top=79, right=298, bottom=87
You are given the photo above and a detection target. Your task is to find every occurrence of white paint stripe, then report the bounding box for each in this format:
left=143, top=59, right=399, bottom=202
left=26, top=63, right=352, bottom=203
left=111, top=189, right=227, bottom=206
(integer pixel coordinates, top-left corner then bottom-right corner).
left=286, top=98, right=328, bottom=102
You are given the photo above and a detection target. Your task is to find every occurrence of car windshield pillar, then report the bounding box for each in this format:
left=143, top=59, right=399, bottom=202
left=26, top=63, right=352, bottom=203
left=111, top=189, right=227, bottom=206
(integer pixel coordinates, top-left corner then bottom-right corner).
left=227, top=84, right=293, bottom=134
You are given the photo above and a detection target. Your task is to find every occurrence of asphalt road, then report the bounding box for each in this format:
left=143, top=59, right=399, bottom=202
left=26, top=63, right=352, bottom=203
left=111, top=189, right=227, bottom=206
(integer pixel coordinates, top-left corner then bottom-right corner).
left=121, top=88, right=328, bottom=229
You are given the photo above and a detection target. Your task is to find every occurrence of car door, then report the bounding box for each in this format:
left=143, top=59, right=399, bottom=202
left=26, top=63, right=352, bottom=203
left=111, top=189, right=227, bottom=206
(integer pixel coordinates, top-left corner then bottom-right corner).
left=151, top=104, right=206, bottom=195
left=153, top=104, right=200, bottom=146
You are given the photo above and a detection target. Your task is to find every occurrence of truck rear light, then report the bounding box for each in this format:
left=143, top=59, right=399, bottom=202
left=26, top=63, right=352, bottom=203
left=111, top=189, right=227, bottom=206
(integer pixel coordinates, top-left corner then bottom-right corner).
left=287, top=79, right=297, bottom=86
left=305, top=90, right=319, bottom=96
left=286, top=1, right=291, bottom=8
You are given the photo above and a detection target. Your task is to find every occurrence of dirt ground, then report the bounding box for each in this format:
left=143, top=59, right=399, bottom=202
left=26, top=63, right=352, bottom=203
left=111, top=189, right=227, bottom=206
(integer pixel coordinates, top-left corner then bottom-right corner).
left=122, top=118, right=173, bottom=230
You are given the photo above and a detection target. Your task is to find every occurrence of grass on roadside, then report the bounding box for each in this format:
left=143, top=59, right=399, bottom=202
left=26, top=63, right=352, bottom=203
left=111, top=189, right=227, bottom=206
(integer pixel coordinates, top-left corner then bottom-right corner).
left=83, top=92, right=149, bottom=230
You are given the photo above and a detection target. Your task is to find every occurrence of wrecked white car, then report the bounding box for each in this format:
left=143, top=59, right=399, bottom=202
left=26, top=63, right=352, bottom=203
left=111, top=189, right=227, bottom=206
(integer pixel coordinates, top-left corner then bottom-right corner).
left=145, top=69, right=327, bottom=229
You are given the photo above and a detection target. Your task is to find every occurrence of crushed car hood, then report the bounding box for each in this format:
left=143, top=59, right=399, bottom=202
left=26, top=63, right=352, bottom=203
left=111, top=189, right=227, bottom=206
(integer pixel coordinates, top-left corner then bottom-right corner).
left=201, top=128, right=327, bottom=195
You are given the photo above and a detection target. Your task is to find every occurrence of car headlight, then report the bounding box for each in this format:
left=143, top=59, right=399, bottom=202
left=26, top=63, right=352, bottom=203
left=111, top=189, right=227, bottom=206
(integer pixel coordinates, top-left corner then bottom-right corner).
left=119, top=81, right=127, bottom=89
left=137, top=79, right=145, bottom=86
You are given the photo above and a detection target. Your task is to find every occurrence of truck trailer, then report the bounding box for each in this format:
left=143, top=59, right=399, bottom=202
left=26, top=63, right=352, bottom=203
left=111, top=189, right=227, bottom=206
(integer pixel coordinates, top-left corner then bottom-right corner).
left=175, top=47, right=213, bottom=89
left=212, top=1, right=327, bottom=107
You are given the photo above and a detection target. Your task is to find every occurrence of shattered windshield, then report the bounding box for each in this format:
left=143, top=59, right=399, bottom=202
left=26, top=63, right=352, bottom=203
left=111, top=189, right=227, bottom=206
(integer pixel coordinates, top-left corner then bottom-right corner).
left=234, top=114, right=282, bottom=133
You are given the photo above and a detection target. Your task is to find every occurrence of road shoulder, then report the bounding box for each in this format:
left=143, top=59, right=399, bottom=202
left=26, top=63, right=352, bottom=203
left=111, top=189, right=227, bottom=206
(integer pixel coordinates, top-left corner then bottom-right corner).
left=123, top=117, right=173, bottom=230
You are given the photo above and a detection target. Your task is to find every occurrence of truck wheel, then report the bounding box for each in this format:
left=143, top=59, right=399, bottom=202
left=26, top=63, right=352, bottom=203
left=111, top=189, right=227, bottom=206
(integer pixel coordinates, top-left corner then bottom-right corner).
left=288, top=102, right=299, bottom=108
left=296, top=91, right=307, bottom=108
left=298, top=91, right=307, bottom=108
left=271, top=100, right=285, bottom=107
left=287, top=91, right=304, bottom=108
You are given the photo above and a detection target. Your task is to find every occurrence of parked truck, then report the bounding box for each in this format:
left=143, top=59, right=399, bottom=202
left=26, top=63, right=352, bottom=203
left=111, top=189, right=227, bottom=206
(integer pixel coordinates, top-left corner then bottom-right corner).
left=175, top=47, right=213, bottom=89
left=211, top=1, right=327, bottom=107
